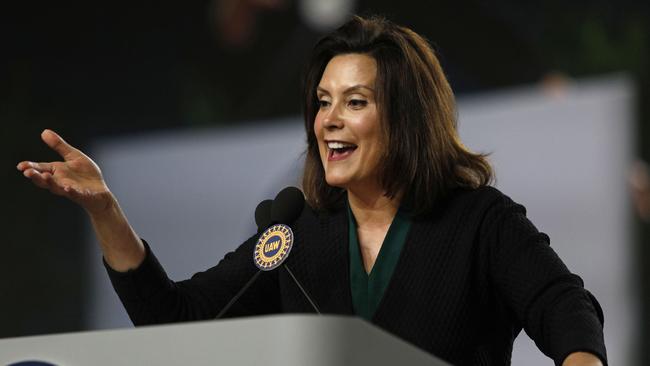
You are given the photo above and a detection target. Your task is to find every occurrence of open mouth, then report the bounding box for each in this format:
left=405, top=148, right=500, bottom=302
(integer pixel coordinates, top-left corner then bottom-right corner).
left=327, top=141, right=358, bottom=161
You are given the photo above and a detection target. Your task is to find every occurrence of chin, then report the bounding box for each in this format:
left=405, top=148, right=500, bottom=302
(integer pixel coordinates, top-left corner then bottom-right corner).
left=324, top=174, right=349, bottom=189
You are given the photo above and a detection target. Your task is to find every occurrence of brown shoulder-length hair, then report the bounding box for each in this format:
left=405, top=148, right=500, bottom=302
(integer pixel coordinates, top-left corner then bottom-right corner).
left=302, top=15, right=493, bottom=216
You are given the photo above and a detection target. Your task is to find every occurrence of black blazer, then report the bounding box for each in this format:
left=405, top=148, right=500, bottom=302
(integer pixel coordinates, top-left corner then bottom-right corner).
left=106, top=186, right=607, bottom=366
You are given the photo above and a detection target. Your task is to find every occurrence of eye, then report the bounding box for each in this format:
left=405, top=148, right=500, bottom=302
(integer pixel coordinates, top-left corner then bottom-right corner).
left=318, top=99, right=331, bottom=109
left=348, top=99, right=368, bottom=109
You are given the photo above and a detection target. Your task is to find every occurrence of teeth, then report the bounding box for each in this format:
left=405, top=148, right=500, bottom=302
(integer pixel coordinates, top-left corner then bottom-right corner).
left=327, top=141, right=356, bottom=149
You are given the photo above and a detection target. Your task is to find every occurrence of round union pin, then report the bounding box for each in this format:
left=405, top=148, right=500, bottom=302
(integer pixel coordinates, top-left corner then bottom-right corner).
left=254, top=224, right=294, bottom=271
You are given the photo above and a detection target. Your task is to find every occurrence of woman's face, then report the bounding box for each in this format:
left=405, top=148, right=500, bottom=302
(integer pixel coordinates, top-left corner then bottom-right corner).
left=314, top=53, right=385, bottom=193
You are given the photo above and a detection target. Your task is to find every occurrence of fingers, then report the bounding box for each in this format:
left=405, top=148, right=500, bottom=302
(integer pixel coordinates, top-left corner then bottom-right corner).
left=18, top=162, right=60, bottom=191
left=41, top=129, right=78, bottom=160
left=20, top=166, right=81, bottom=198
left=21, top=168, right=54, bottom=189
left=16, top=161, right=54, bottom=174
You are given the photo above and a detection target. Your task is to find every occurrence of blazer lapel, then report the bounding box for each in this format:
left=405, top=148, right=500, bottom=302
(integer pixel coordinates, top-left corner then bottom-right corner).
left=370, top=216, right=430, bottom=323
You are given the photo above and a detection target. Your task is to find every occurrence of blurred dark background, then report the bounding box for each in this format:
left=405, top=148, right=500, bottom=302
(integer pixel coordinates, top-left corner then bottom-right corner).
left=2, top=0, right=649, bottom=362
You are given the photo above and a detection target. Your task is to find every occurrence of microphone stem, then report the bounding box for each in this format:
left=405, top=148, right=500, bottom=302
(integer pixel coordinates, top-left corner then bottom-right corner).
left=284, top=264, right=321, bottom=314
left=215, top=270, right=262, bottom=319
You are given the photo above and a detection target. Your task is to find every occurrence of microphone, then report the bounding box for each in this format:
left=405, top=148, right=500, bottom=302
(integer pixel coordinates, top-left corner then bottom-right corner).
left=270, top=186, right=304, bottom=224
left=215, top=187, right=320, bottom=319
left=254, top=199, right=272, bottom=232
left=256, top=187, right=305, bottom=231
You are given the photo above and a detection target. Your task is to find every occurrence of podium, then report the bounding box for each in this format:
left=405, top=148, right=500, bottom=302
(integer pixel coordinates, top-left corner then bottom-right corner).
left=0, top=315, right=450, bottom=365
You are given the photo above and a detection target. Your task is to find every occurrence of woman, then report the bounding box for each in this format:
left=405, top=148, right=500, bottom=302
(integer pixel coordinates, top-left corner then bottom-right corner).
left=17, top=16, right=606, bottom=366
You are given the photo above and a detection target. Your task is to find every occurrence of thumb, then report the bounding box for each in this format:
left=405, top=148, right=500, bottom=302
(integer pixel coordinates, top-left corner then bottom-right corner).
left=41, top=129, right=79, bottom=160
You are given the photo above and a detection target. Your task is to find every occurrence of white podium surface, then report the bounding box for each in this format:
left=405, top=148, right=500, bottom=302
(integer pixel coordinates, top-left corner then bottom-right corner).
left=0, top=315, right=449, bottom=366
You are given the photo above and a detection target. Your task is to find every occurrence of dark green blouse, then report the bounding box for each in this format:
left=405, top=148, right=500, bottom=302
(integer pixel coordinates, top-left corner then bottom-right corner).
left=348, top=205, right=412, bottom=320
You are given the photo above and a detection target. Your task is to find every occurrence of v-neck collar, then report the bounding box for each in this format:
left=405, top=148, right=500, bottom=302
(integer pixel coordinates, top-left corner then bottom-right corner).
left=347, top=203, right=412, bottom=320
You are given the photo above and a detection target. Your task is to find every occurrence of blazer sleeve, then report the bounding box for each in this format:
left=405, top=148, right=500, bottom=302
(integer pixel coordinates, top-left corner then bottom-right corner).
left=104, top=235, right=281, bottom=326
left=482, top=195, right=607, bottom=366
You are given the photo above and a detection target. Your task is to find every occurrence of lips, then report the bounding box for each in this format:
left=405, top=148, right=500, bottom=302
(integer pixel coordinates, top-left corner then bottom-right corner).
left=326, top=140, right=358, bottom=161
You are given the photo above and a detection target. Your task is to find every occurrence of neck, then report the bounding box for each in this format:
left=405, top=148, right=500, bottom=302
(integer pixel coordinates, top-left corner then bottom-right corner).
left=347, top=186, right=401, bottom=230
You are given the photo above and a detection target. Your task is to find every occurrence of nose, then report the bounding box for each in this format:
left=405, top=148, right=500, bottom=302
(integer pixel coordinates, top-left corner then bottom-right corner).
left=322, top=102, right=344, bottom=130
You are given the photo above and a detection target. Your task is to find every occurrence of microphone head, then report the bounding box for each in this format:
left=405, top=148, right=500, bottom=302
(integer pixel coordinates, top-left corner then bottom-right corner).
left=254, top=199, right=273, bottom=231
left=271, top=187, right=305, bottom=224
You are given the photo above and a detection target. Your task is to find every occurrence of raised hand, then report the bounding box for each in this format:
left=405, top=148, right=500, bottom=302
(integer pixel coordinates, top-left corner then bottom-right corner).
left=17, top=129, right=113, bottom=216
left=17, top=129, right=145, bottom=271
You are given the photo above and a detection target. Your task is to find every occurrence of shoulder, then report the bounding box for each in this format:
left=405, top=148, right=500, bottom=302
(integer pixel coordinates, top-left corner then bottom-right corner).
left=429, top=185, right=525, bottom=220
left=414, top=186, right=533, bottom=241
left=450, top=185, right=516, bottom=206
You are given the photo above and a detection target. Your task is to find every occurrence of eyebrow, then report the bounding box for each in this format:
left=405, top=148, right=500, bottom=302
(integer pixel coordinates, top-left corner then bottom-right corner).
left=316, top=84, right=375, bottom=95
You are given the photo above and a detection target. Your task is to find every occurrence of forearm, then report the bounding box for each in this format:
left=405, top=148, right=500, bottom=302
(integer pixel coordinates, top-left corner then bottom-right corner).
left=89, top=192, right=145, bottom=272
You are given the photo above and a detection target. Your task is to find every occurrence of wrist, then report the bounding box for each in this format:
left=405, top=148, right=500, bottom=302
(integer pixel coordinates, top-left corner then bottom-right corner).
left=562, top=352, right=603, bottom=366
left=86, top=190, right=119, bottom=219
left=87, top=191, right=146, bottom=272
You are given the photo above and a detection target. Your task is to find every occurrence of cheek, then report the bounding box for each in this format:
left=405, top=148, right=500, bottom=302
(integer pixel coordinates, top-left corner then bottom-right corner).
left=358, top=115, right=385, bottom=163
left=356, top=114, right=382, bottom=147
left=313, top=115, right=327, bottom=157
left=314, top=112, right=325, bottom=137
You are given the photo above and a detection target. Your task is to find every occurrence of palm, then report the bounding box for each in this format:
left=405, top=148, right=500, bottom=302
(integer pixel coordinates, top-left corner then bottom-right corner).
left=17, top=130, right=112, bottom=214
left=53, top=156, right=104, bottom=190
